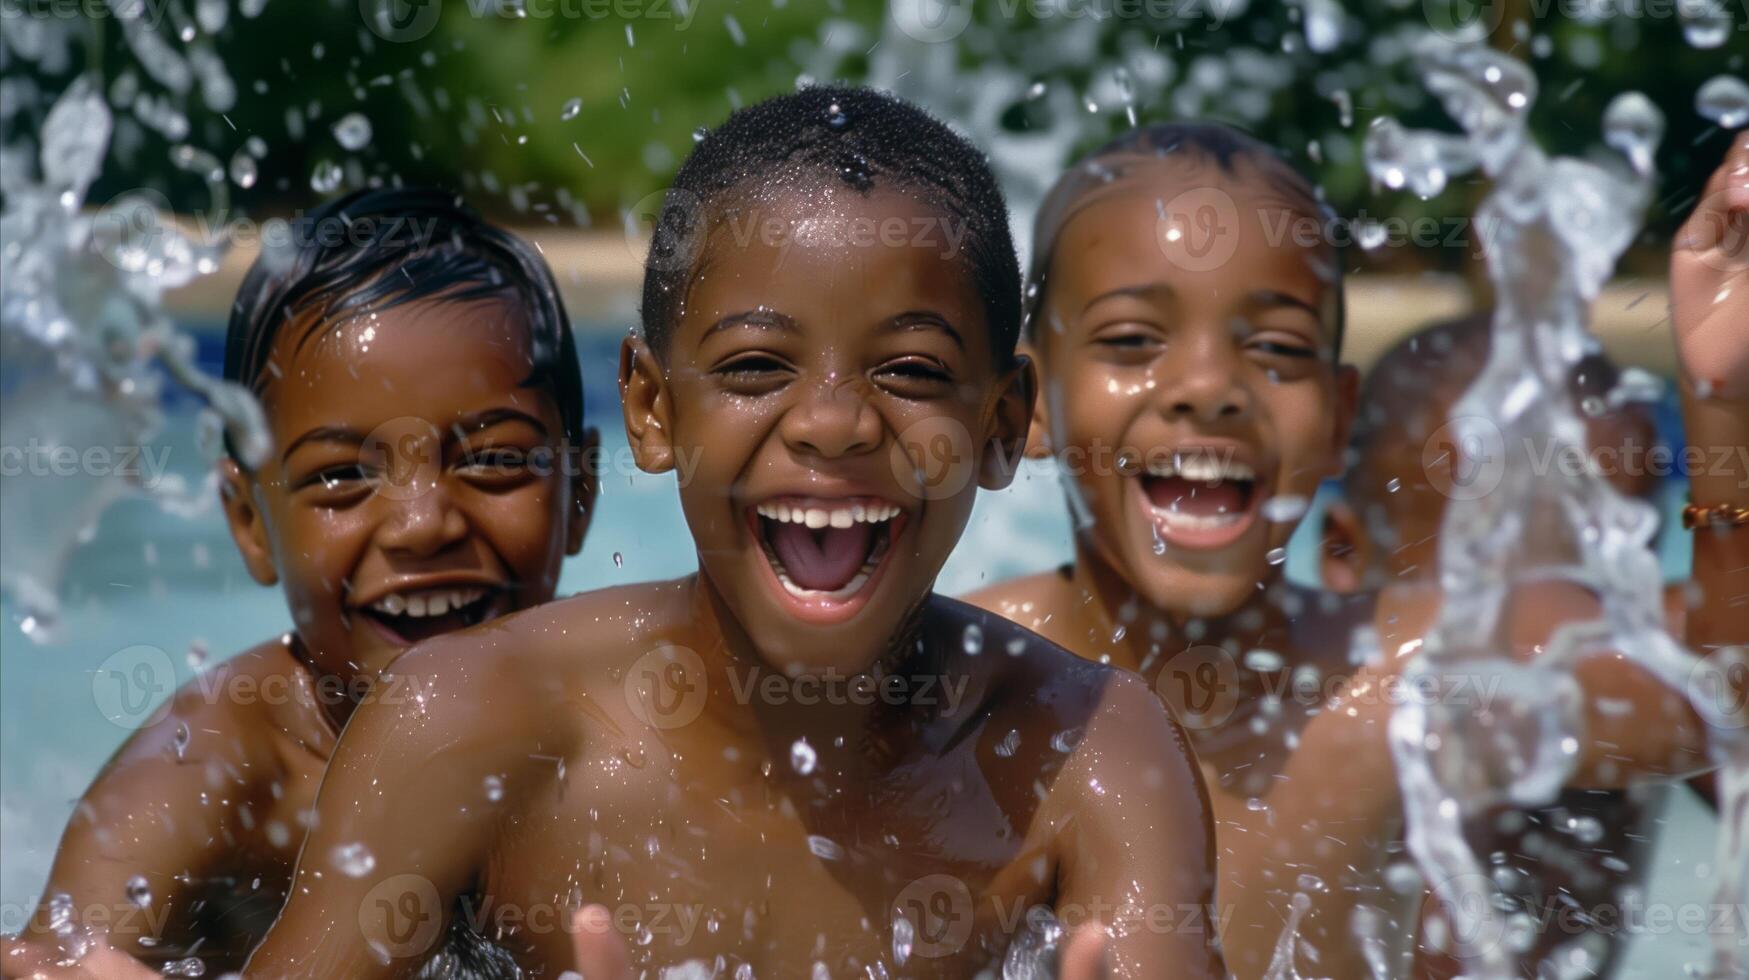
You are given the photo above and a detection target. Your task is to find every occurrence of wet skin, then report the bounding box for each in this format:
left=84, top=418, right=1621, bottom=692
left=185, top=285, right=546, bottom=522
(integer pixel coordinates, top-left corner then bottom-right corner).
left=9, top=297, right=592, bottom=975
left=967, top=153, right=1740, bottom=978
left=245, top=187, right=1224, bottom=979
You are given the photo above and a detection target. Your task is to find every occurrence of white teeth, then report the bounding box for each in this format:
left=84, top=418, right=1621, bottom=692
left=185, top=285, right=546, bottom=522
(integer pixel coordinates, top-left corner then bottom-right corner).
left=370, top=586, right=488, bottom=618
left=755, top=501, right=900, bottom=526
left=1153, top=509, right=1244, bottom=531
left=1146, top=454, right=1256, bottom=482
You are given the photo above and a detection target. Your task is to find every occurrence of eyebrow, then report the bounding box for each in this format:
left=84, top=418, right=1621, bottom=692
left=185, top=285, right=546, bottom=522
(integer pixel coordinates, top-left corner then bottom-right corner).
left=1081, top=282, right=1178, bottom=315
left=281, top=409, right=551, bottom=463
left=1244, top=289, right=1324, bottom=320
left=700, top=309, right=800, bottom=343
left=881, top=311, right=965, bottom=351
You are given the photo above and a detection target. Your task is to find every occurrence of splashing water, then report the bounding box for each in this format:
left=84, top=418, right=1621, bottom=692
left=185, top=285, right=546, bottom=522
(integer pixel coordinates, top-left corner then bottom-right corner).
left=1367, top=34, right=1749, bottom=980
left=1, top=72, right=270, bottom=640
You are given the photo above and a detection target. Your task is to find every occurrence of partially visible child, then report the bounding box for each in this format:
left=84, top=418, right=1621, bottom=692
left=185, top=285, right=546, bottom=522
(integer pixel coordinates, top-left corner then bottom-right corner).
left=244, top=87, right=1224, bottom=979
left=1321, top=312, right=1680, bottom=978
left=968, top=125, right=1748, bottom=978
left=5, top=188, right=597, bottom=978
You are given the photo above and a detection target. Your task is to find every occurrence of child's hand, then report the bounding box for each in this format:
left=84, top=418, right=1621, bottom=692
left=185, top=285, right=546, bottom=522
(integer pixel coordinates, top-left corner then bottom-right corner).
left=1671, top=131, right=1749, bottom=400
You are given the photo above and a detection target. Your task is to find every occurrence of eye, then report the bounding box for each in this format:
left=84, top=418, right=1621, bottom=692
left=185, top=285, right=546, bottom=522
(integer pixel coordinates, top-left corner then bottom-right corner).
left=712, top=352, right=793, bottom=394
left=312, top=463, right=368, bottom=489
left=1249, top=339, right=1319, bottom=360
left=1090, top=323, right=1164, bottom=359
left=875, top=356, right=952, bottom=386
left=458, top=447, right=537, bottom=488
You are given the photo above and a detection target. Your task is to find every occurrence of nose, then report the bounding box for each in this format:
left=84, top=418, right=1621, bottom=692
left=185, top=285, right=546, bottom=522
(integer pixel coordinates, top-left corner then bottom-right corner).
left=777, top=374, right=882, bottom=460
left=376, top=480, right=470, bottom=559
left=1154, top=331, right=1252, bottom=424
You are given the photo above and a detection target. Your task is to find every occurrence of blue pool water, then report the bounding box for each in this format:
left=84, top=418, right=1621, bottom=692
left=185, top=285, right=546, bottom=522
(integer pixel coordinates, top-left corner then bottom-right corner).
left=0, top=327, right=1719, bottom=974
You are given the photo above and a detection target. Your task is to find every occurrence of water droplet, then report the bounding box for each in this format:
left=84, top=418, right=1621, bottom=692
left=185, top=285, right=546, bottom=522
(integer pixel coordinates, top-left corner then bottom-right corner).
left=1244, top=649, right=1285, bottom=672
left=126, top=875, right=151, bottom=907
left=962, top=623, right=983, bottom=655
left=331, top=112, right=372, bottom=151
left=1678, top=0, right=1732, bottom=48
left=1005, top=637, right=1026, bottom=656
left=790, top=738, right=817, bottom=776
left=893, top=915, right=914, bottom=965
left=1386, top=477, right=1402, bottom=493
left=806, top=835, right=841, bottom=860
left=612, top=551, right=624, bottom=568
left=172, top=722, right=190, bottom=760
left=1696, top=74, right=1749, bottom=128
left=560, top=97, right=583, bottom=121
left=228, top=148, right=257, bottom=189
left=484, top=775, right=504, bottom=802
left=825, top=102, right=848, bottom=130
left=1266, top=547, right=1288, bottom=566
left=995, top=729, right=1021, bottom=757
left=309, top=159, right=343, bottom=193
left=332, top=842, right=376, bottom=877
left=691, top=126, right=708, bottom=142
left=1261, top=495, right=1310, bottom=523
left=1027, top=81, right=1047, bottom=99
left=1049, top=727, right=1084, bottom=753
left=1602, top=91, right=1664, bottom=176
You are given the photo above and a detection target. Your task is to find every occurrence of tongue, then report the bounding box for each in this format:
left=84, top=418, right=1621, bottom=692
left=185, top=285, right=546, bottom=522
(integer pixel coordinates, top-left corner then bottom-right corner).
left=768, top=520, right=874, bottom=592
left=1144, top=476, right=1247, bottom=517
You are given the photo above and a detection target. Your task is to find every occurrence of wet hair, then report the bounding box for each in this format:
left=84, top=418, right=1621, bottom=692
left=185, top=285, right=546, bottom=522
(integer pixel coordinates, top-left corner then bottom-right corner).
left=1027, top=122, right=1346, bottom=361
left=223, top=187, right=583, bottom=463
left=640, top=85, right=1022, bottom=364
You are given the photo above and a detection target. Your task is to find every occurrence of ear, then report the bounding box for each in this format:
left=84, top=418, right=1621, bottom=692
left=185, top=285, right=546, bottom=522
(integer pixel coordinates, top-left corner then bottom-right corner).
left=1318, top=497, right=1370, bottom=595
left=566, top=426, right=601, bottom=556
left=218, top=459, right=278, bottom=586
left=1328, top=363, right=1361, bottom=474
left=620, top=336, right=676, bottom=474
left=1017, top=340, right=1053, bottom=460
left=978, top=353, right=1038, bottom=491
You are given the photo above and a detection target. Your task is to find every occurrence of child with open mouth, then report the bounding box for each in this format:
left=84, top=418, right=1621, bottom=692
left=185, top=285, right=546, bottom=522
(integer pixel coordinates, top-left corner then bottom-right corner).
left=967, top=126, right=1748, bottom=978
left=241, top=88, right=1225, bottom=979
left=6, top=188, right=597, bottom=978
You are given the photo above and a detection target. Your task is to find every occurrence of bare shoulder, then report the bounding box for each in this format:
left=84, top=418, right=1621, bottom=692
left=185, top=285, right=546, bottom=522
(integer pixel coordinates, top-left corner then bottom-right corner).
left=925, top=594, right=1115, bottom=733
left=959, top=566, right=1082, bottom=648
left=366, top=580, right=700, bottom=759
left=101, top=637, right=305, bottom=775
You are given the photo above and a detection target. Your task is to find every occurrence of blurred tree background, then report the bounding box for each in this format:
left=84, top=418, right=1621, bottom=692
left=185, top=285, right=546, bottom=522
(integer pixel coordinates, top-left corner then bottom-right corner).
left=2, top=0, right=1743, bottom=276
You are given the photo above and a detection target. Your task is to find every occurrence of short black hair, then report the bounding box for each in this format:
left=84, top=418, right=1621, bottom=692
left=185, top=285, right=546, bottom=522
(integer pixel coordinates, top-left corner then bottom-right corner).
left=1028, top=122, right=1346, bottom=361
left=640, top=85, right=1022, bottom=363
left=223, top=187, right=583, bottom=463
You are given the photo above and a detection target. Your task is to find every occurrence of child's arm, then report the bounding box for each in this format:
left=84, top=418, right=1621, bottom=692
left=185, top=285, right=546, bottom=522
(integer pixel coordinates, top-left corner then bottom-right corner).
left=1671, top=132, right=1749, bottom=662
left=243, top=640, right=565, bottom=978
left=9, top=690, right=250, bottom=972
left=1047, top=672, right=1227, bottom=979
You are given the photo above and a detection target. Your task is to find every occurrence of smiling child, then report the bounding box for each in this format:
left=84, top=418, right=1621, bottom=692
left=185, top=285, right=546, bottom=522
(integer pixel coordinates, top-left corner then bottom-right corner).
left=7, top=188, right=596, bottom=977
left=968, top=125, right=1748, bottom=978
left=243, top=87, right=1223, bottom=979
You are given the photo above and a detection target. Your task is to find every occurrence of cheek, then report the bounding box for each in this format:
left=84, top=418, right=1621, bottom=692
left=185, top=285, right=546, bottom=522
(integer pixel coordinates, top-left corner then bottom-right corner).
left=1268, top=382, right=1343, bottom=482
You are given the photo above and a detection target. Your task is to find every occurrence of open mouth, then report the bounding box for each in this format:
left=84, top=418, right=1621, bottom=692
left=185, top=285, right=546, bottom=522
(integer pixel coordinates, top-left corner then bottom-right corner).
left=750, top=497, right=903, bottom=618
left=1138, top=452, right=1262, bottom=549
left=355, top=585, right=503, bottom=647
